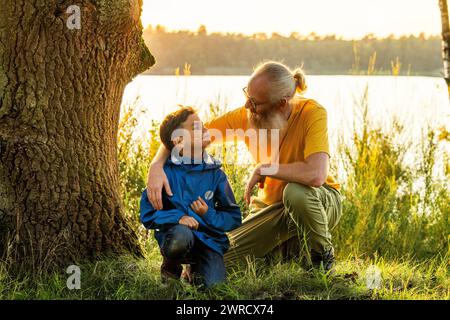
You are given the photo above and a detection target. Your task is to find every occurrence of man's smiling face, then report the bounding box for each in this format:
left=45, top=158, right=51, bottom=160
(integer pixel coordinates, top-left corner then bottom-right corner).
left=246, top=75, right=288, bottom=131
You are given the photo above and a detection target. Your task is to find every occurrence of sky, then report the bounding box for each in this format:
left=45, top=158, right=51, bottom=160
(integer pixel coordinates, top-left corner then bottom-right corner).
left=141, top=0, right=442, bottom=39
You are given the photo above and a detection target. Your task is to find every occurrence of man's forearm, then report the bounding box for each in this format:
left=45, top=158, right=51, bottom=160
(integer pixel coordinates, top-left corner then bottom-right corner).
left=151, top=144, right=170, bottom=167
left=261, top=161, right=326, bottom=188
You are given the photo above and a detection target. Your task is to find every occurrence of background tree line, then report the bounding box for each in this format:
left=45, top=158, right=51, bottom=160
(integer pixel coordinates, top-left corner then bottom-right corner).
left=143, top=25, right=442, bottom=76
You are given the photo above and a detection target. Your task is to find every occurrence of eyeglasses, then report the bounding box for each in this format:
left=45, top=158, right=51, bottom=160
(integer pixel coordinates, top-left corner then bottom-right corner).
left=242, top=87, right=270, bottom=112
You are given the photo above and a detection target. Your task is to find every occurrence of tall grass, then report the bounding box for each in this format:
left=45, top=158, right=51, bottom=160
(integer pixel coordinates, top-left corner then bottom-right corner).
left=335, top=85, right=449, bottom=259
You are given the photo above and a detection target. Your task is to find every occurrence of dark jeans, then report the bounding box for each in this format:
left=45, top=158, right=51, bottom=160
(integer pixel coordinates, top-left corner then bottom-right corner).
left=159, top=224, right=226, bottom=288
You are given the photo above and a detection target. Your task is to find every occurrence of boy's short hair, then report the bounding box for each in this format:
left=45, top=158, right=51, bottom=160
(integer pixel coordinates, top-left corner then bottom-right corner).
left=159, top=106, right=196, bottom=151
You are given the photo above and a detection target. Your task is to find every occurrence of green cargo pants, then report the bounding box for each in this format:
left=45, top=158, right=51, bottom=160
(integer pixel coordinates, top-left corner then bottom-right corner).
left=224, top=182, right=343, bottom=265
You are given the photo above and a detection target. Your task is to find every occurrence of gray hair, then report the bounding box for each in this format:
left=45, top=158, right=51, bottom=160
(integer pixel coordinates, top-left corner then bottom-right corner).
left=250, top=61, right=307, bottom=102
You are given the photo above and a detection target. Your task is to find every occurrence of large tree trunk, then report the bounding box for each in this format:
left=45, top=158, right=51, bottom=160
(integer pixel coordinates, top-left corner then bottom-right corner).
left=0, top=0, right=155, bottom=269
left=439, top=0, right=450, bottom=97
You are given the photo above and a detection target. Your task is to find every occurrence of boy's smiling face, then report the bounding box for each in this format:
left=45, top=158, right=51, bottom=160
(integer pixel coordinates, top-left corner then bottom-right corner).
left=172, top=113, right=211, bottom=157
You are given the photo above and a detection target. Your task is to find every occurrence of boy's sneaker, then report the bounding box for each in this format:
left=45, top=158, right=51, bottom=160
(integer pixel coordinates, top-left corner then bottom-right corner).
left=160, top=257, right=182, bottom=283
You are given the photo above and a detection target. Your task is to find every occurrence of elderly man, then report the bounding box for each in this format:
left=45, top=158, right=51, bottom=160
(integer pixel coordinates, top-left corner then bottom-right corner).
left=146, top=61, right=342, bottom=271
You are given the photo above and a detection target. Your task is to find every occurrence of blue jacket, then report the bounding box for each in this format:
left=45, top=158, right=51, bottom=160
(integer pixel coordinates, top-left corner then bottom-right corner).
left=140, top=154, right=242, bottom=256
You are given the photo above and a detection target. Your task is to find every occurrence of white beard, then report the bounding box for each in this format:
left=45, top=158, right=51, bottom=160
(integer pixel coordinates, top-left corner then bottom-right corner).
left=246, top=109, right=288, bottom=164
left=247, top=109, right=288, bottom=134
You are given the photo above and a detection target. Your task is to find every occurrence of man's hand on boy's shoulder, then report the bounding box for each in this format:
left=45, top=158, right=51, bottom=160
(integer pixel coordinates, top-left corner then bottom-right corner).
left=179, top=215, right=199, bottom=230
left=190, top=196, right=209, bottom=217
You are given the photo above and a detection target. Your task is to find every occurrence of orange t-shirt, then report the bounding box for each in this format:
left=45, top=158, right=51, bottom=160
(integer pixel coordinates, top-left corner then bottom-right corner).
left=205, top=97, right=340, bottom=205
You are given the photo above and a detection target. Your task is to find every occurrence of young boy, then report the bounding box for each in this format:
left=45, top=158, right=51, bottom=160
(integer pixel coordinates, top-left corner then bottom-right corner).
left=140, top=107, right=242, bottom=288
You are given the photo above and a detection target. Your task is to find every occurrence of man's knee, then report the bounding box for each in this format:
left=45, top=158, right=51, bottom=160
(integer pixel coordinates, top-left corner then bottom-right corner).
left=161, top=224, right=194, bottom=260
left=282, top=182, right=317, bottom=212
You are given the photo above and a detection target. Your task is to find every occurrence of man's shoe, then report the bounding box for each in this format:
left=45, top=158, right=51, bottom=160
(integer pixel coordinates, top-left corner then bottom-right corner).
left=310, top=248, right=336, bottom=273
left=160, top=257, right=182, bottom=283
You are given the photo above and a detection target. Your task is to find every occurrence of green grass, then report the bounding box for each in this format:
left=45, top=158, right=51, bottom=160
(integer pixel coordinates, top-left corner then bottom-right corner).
left=0, top=242, right=447, bottom=299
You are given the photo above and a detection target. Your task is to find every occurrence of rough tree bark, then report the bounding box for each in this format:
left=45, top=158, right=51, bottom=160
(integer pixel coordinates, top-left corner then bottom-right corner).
left=0, top=0, right=155, bottom=269
left=439, top=0, right=450, bottom=97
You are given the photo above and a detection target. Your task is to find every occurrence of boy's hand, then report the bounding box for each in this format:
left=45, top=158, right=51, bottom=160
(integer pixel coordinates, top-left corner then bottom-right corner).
left=244, top=164, right=266, bottom=205
left=190, top=196, right=209, bottom=216
left=179, top=215, right=199, bottom=230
